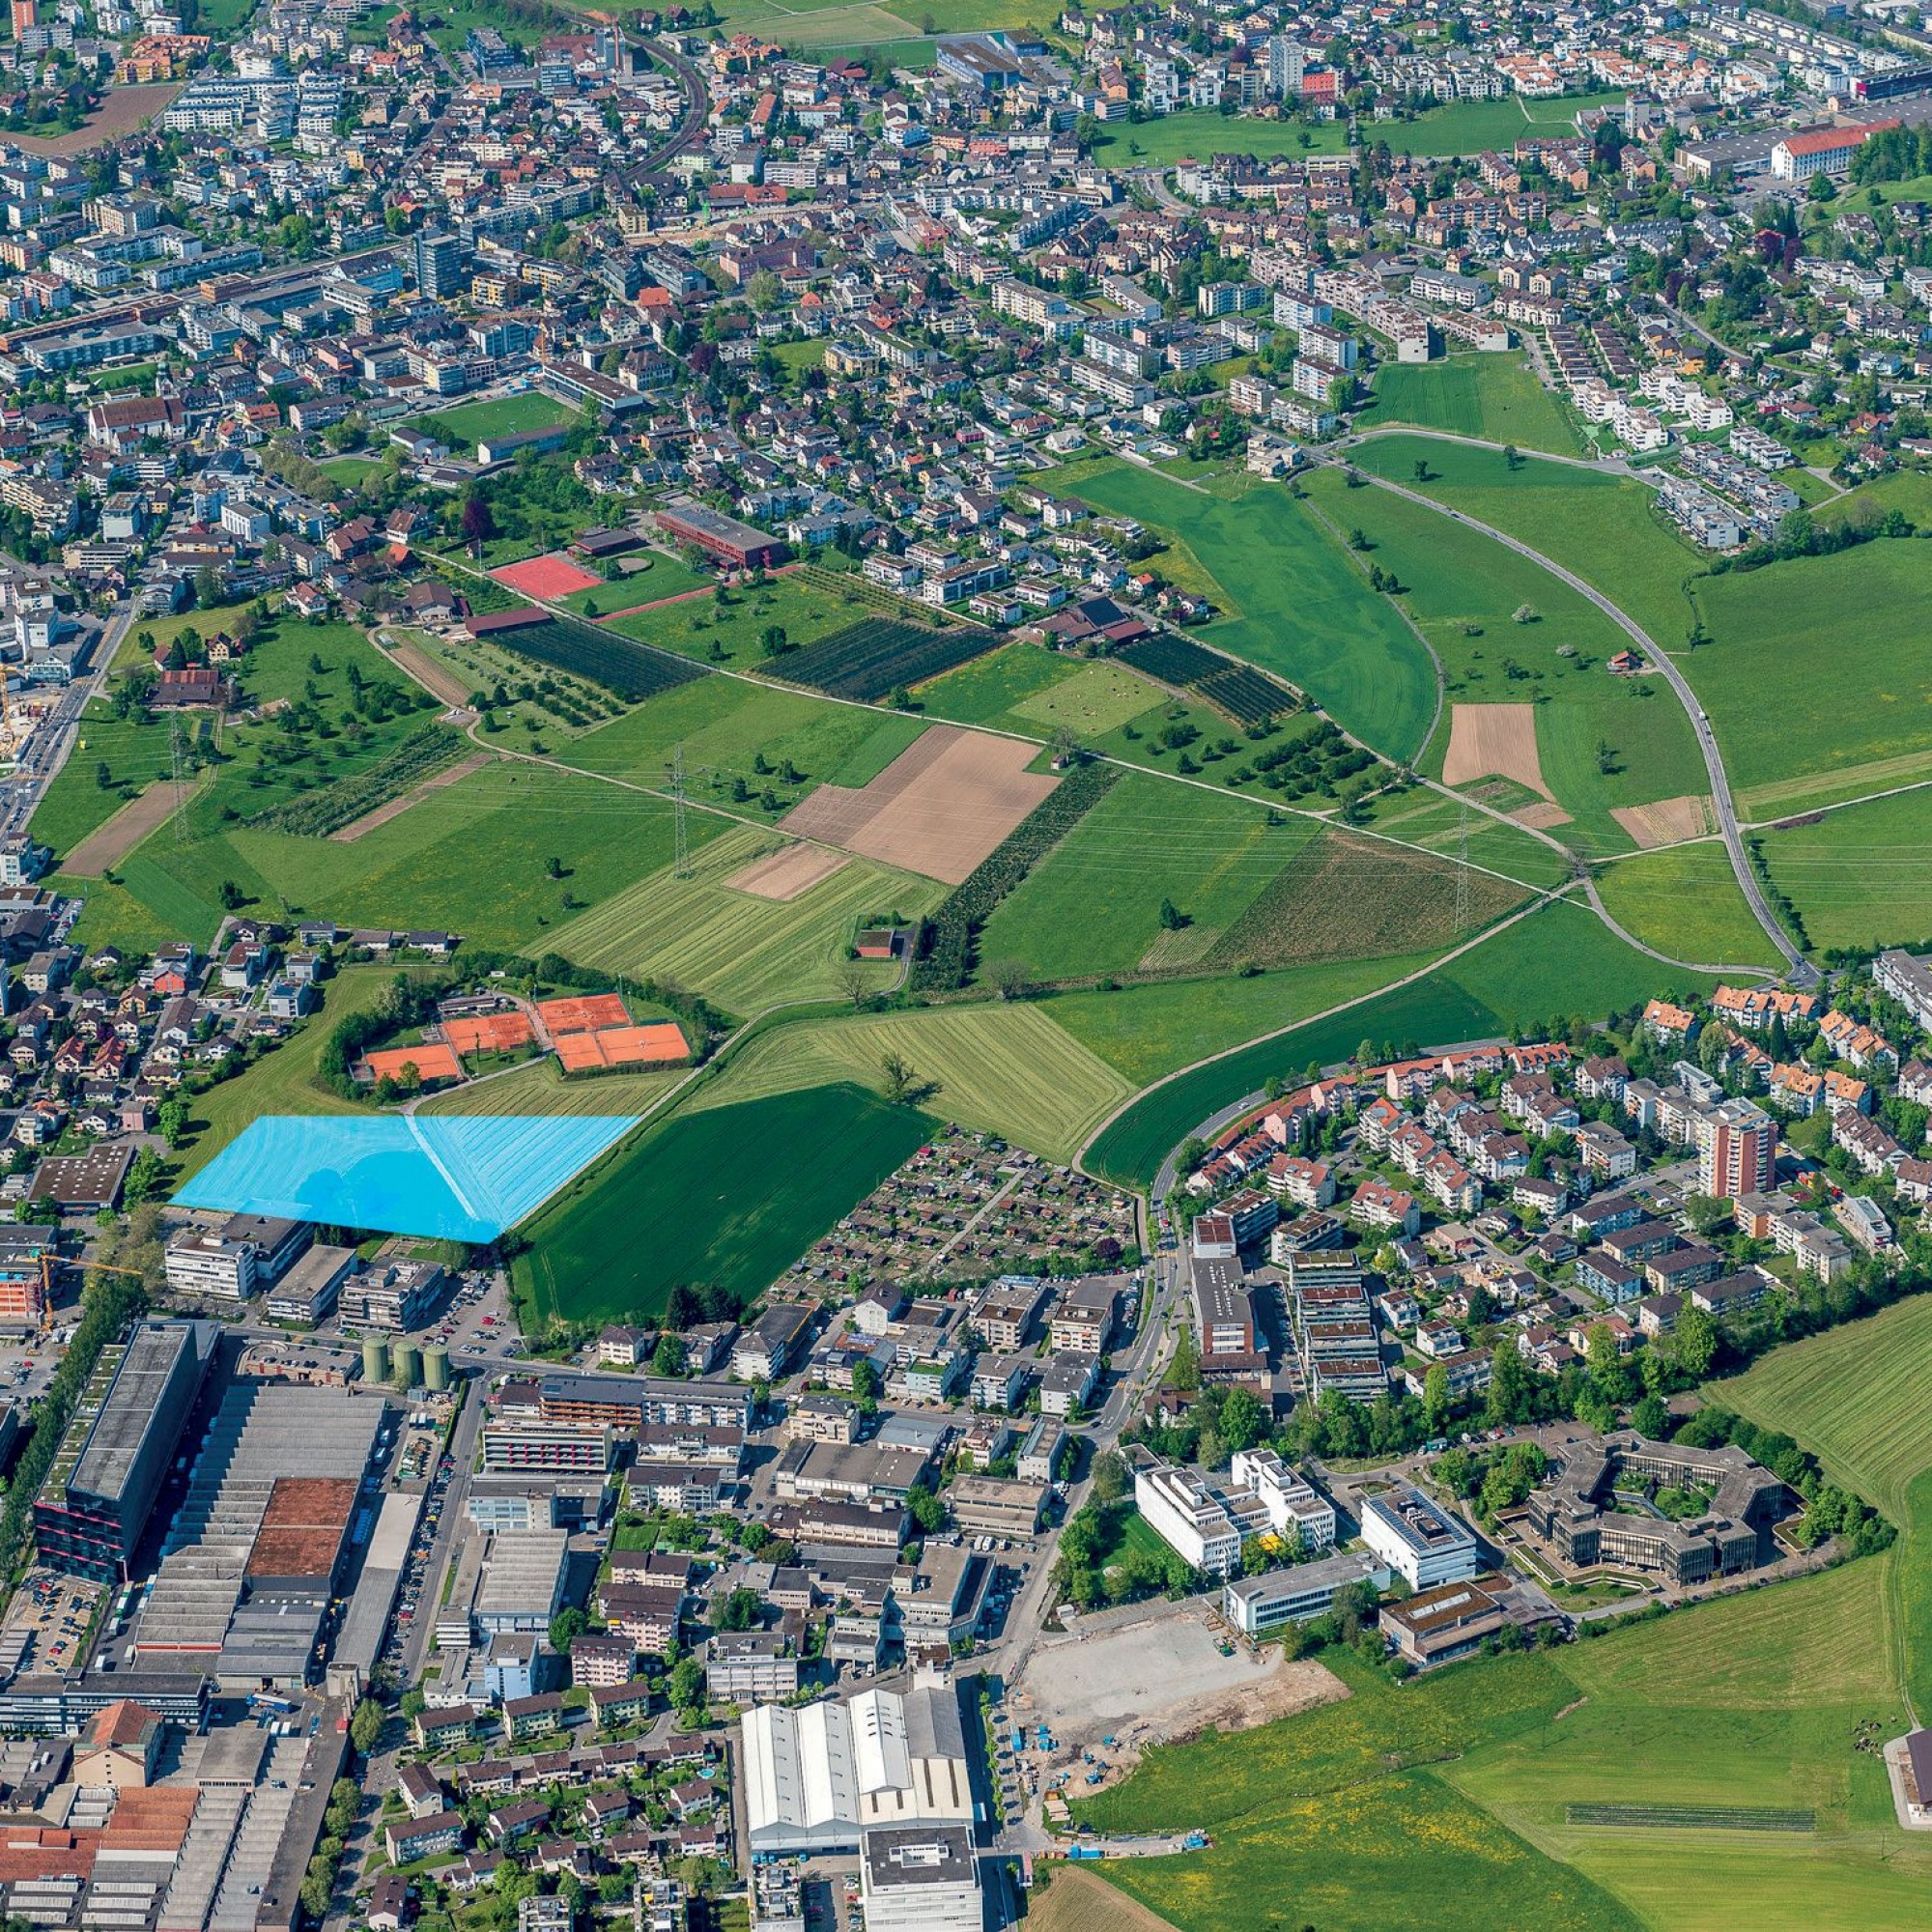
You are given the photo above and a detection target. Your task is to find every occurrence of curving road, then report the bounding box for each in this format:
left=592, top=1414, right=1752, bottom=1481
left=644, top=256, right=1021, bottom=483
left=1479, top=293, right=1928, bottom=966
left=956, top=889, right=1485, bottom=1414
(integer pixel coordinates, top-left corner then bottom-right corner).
left=1340, top=465, right=1815, bottom=984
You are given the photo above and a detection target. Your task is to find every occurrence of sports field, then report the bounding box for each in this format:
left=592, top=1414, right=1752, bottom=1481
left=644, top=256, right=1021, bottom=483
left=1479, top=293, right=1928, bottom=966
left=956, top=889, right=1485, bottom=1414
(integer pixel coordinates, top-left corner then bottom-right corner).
left=684, top=1002, right=1133, bottom=1166
left=555, top=823, right=944, bottom=1016
left=1595, top=842, right=1783, bottom=972
left=1687, top=542, right=1932, bottom=812
left=600, top=571, right=893, bottom=672
left=1754, top=786, right=1932, bottom=952
left=512, top=1083, right=929, bottom=1327
left=1066, top=464, right=1437, bottom=762
left=1364, top=353, right=1582, bottom=457
left=419, top=392, right=575, bottom=450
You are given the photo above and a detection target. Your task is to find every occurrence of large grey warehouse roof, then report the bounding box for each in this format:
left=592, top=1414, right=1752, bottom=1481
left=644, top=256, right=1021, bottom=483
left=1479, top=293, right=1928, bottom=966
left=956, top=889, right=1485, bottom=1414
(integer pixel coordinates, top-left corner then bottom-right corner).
left=71, top=1322, right=200, bottom=1506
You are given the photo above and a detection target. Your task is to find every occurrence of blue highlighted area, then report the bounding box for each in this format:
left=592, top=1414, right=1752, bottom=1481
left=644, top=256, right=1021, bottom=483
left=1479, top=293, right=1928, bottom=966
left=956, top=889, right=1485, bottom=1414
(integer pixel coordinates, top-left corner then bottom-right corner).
left=174, top=1114, right=639, bottom=1242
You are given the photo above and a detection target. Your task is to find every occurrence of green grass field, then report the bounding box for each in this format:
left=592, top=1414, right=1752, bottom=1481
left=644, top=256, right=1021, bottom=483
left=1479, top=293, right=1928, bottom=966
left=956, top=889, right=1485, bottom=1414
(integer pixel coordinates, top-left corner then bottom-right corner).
left=553, top=822, right=945, bottom=1017
left=976, top=777, right=1318, bottom=982
left=1595, top=842, right=1783, bottom=972
left=34, top=707, right=174, bottom=861
left=1350, top=438, right=1702, bottom=665
left=1362, top=353, right=1583, bottom=457
left=1374, top=91, right=1625, bottom=158
left=1302, top=469, right=1705, bottom=852
left=513, top=1082, right=930, bottom=1326
left=683, top=1002, right=1133, bottom=1165
left=1084, top=897, right=1719, bottom=1187
left=565, top=672, right=926, bottom=822
left=1357, top=787, right=1575, bottom=891
left=419, top=392, right=576, bottom=451
left=1083, top=1495, right=1927, bottom=1932
left=600, top=569, right=903, bottom=671
left=1687, top=542, right=1932, bottom=814
left=1093, top=107, right=1350, bottom=166
left=418, top=1056, right=689, bottom=1120
left=561, top=553, right=711, bottom=617
left=1755, top=787, right=1932, bottom=952
left=913, top=642, right=1084, bottom=731
left=1048, top=949, right=1441, bottom=1088
left=1066, top=465, right=1437, bottom=762
left=171, top=966, right=415, bottom=1179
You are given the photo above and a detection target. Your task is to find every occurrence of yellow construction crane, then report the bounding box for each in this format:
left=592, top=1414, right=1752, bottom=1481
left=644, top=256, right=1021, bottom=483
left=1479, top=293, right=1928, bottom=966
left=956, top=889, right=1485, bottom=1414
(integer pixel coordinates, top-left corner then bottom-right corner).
left=0, top=659, right=21, bottom=763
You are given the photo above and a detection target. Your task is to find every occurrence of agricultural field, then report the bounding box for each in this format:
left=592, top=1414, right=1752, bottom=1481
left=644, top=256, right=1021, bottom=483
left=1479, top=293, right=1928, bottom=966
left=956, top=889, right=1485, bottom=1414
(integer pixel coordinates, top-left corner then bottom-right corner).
left=1349, top=437, right=1702, bottom=662
left=1093, top=106, right=1350, bottom=166
left=1375, top=91, right=1625, bottom=157
left=1067, top=464, right=1437, bottom=762
left=773, top=616, right=996, bottom=701
left=913, top=641, right=1085, bottom=730
left=1048, top=949, right=1442, bottom=1088
left=1685, top=541, right=1932, bottom=813
left=564, top=673, right=926, bottom=824
left=512, top=1083, right=930, bottom=1328
left=489, top=612, right=709, bottom=703
left=246, top=725, right=469, bottom=838
left=559, top=552, right=711, bottom=617
left=1356, top=786, right=1573, bottom=890
left=1008, top=660, right=1177, bottom=739
left=600, top=570, right=898, bottom=672
left=1301, top=466, right=1706, bottom=852
left=684, top=1002, right=1134, bottom=1166
left=1362, top=352, right=1583, bottom=456
left=104, top=760, right=700, bottom=954
left=33, top=704, right=175, bottom=862
left=1595, top=842, right=1783, bottom=972
left=1084, top=898, right=1719, bottom=1187
left=417, top=391, right=576, bottom=452
left=420, top=1056, right=690, bottom=1120
left=554, top=823, right=944, bottom=1016
left=976, top=777, right=1318, bottom=982
left=1754, top=786, right=1932, bottom=952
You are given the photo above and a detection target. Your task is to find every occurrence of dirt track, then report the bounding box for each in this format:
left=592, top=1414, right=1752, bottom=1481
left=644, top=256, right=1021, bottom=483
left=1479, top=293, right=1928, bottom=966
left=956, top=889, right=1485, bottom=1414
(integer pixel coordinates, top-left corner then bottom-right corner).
left=379, top=634, right=473, bottom=711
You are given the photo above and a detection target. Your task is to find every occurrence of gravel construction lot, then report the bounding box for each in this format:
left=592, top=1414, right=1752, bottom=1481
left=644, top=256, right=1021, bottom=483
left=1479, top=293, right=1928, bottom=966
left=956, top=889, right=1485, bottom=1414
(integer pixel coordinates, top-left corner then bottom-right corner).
left=1022, top=1606, right=1347, bottom=1750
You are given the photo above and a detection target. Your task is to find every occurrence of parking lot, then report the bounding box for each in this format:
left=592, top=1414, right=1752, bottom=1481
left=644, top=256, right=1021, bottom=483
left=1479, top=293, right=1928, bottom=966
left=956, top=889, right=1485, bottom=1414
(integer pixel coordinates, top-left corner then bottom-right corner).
left=0, top=1567, right=106, bottom=1680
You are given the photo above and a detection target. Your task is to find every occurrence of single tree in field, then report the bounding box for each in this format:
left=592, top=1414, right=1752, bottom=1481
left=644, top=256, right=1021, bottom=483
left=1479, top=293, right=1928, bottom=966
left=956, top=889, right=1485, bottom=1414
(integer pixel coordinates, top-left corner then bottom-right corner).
left=460, top=493, right=495, bottom=557
left=881, top=1051, right=919, bottom=1105
left=838, top=959, right=870, bottom=1010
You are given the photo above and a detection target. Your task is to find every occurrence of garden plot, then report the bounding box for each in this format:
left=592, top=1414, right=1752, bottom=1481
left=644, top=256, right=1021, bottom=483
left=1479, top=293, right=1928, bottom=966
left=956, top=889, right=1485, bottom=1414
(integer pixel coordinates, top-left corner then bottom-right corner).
left=1612, top=795, right=1712, bottom=848
left=725, top=842, right=852, bottom=901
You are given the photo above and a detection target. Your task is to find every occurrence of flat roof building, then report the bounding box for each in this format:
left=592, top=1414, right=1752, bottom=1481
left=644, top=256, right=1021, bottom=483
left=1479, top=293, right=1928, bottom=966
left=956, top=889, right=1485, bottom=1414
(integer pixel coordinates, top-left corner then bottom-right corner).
left=1222, top=1550, right=1387, bottom=1638
left=1360, top=1485, right=1481, bottom=1591
left=860, top=1824, right=980, bottom=1932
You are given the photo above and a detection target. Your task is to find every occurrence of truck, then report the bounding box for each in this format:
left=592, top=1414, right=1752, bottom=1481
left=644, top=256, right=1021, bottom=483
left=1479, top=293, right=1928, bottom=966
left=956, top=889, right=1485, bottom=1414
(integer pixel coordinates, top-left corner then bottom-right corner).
left=1066, top=1846, right=1105, bottom=1861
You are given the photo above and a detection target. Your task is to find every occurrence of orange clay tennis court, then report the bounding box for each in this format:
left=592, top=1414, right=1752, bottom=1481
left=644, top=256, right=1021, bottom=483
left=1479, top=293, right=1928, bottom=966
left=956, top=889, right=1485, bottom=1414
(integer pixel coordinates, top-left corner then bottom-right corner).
left=363, top=1042, right=464, bottom=1085
left=536, top=993, right=633, bottom=1035
left=554, top=1022, right=690, bottom=1071
left=442, top=1012, right=536, bottom=1055
left=490, top=553, right=604, bottom=599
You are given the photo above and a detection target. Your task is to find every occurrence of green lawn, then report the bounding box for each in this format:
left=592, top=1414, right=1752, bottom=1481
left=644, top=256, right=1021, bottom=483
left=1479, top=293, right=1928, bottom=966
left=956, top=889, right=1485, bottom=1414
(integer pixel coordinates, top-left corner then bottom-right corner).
left=1093, top=107, right=1350, bottom=167
left=1373, top=92, right=1626, bottom=158
left=560, top=554, right=711, bottom=617
left=513, top=1083, right=930, bottom=1328
left=913, top=641, right=1081, bottom=729
left=1595, top=842, right=1782, bottom=972
left=1067, top=464, right=1438, bottom=762
left=34, top=707, right=174, bottom=861
left=1362, top=353, right=1583, bottom=457
left=1687, top=541, right=1932, bottom=814
left=1349, top=438, right=1702, bottom=667
left=1302, top=469, right=1706, bottom=853
left=600, top=573, right=890, bottom=671
left=977, top=776, right=1319, bottom=982
left=1755, top=786, right=1932, bottom=952
left=418, top=392, right=576, bottom=452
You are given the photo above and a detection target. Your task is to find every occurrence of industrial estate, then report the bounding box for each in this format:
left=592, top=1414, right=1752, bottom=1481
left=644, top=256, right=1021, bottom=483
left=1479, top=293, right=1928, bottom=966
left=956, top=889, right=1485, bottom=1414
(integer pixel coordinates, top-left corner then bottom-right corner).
left=0, top=2, right=1929, bottom=1930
